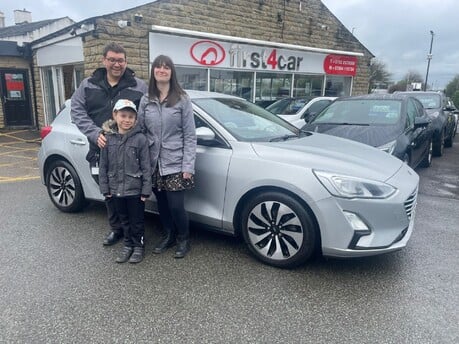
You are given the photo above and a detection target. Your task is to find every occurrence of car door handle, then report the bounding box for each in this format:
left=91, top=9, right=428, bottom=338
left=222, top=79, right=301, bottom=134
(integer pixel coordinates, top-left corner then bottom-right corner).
left=70, top=139, right=86, bottom=145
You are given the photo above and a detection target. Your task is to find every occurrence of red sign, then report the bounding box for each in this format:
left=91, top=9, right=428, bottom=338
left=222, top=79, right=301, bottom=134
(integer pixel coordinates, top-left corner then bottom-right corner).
left=323, top=55, right=357, bottom=76
left=190, top=40, right=226, bottom=66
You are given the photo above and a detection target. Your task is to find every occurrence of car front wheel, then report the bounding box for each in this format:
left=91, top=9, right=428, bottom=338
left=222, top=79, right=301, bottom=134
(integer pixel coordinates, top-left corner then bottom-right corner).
left=432, top=130, right=444, bottom=157
left=420, top=140, right=433, bottom=168
left=240, top=191, right=317, bottom=268
left=46, top=160, right=87, bottom=213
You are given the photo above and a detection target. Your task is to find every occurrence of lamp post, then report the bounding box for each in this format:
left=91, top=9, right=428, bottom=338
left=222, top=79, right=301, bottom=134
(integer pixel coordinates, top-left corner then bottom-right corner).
left=424, top=30, right=435, bottom=91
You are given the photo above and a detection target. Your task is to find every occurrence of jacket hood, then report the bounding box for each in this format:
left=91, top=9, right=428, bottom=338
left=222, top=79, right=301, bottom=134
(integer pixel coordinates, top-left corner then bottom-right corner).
left=101, top=119, right=142, bottom=138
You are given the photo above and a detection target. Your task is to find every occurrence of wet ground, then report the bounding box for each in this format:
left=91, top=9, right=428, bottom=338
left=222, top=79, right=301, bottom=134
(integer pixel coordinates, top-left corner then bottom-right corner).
left=0, top=129, right=41, bottom=183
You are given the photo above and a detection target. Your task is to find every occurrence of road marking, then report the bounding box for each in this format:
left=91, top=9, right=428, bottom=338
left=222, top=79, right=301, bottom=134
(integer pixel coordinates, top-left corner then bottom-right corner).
left=0, top=176, right=41, bottom=183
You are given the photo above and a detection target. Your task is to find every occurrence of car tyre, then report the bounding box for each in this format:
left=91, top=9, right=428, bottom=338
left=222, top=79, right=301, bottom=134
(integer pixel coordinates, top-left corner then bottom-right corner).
left=444, top=130, right=453, bottom=148
left=432, top=130, right=444, bottom=157
left=46, top=160, right=87, bottom=213
left=240, top=191, right=317, bottom=268
left=420, top=140, right=433, bottom=168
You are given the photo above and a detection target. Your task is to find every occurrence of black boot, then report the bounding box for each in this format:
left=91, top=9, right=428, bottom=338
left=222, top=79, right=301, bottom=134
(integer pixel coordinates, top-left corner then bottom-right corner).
left=129, top=247, right=145, bottom=264
left=103, top=231, right=123, bottom=246
left=116, top=246, right=133, bottom=263
left=153, top=230, right=175, bottom=254
left=174, top=240, right=190, bottom=259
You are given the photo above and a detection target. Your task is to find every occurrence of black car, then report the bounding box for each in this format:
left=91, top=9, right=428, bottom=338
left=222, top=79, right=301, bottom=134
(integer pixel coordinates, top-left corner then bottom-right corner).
left=302, top=94, right=433, bottom=169
left=395, top=91, right=455, bottom=156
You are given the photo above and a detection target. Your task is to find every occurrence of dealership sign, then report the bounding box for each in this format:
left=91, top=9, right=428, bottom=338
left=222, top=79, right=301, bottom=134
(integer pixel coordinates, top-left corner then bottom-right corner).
left=323, top=54, right=357, bottom=76
left=150, top=32, right=358, bottom=75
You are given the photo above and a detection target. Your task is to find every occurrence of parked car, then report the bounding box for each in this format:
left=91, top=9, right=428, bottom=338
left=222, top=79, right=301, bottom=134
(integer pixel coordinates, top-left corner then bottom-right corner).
left=302, top=94, right=433, bottom=169
left=446, top=98, right=458, bottom=138
left=38, top=91, right=419, bottom=268
left=266, top=96, right=337, bottom=128
left=395, top=91, right=455, bottom=155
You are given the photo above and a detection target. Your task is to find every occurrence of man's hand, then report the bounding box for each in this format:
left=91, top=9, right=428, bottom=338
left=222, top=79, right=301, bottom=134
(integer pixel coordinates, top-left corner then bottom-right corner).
left=97, top=133, right=107, bottom=148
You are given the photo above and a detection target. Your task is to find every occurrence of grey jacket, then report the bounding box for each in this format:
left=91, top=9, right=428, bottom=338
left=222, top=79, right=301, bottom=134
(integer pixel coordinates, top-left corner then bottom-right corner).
left=99, top=120, right=152, bottom=198
left=137, top=94, right=196, bottom=176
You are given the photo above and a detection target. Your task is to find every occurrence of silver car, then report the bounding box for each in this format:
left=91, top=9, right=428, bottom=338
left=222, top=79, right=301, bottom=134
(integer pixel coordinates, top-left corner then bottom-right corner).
left=38, top=91, right=419, bottom=268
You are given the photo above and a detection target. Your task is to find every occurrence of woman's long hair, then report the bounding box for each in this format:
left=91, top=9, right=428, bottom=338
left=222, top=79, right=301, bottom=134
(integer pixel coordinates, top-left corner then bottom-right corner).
left=148, top=55, right=186, bottom=107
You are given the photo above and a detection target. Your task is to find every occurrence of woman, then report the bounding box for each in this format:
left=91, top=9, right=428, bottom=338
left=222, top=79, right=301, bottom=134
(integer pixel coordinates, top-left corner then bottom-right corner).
left=137, top=55, right=196, bottom=258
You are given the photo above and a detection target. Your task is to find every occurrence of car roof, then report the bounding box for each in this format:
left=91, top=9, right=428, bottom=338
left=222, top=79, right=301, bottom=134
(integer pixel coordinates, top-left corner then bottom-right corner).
left=185, top=90, right=241, bottom=100
left=337, top=93, right=411, bottom=101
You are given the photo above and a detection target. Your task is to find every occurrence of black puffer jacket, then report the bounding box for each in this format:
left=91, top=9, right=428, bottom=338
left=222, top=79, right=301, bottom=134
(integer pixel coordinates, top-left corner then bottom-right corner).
left=99, top=120, right=152, bottom=198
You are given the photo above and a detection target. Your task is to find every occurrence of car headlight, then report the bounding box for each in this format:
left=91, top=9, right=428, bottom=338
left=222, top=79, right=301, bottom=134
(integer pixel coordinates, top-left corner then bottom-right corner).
left=378, top=140, right=396, bottom=155
left=313, top=170, right=397, bottom=199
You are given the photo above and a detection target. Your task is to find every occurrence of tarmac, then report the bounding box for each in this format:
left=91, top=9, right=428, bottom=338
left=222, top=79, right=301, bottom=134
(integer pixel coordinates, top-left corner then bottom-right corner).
left=0, top=129, right=42, bottom=183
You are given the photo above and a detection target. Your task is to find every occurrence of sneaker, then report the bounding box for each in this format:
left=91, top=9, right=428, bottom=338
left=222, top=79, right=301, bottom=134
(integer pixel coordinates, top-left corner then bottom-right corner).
left=116, top=246, right=133, bottom=263
left=129, top=247, right=145, bottom=264
left=174, top=241, right=190, bottom=259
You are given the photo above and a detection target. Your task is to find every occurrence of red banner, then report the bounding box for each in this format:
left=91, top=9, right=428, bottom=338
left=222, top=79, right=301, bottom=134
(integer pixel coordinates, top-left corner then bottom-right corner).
left=323, top=55, right=358, bottom=76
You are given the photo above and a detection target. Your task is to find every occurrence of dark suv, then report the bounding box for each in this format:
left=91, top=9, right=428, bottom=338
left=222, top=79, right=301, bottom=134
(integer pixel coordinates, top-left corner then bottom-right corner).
left=395, top=91, right=455, bottom=156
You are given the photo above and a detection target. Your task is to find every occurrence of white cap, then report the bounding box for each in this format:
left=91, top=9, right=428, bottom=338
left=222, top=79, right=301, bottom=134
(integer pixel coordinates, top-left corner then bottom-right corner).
left=113, top=99, right=137, bottom=113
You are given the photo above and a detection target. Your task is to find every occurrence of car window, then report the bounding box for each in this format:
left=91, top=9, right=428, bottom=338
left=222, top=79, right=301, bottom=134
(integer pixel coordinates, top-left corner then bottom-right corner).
left=406, top=99, right=417, bottom=128
left=312, top=100, right=401, bottom=125
left=308, top=100, right=332, bottom=114
left=193, top=97, right=297, bottom=142
left=411, top=94, right=441, bottom=109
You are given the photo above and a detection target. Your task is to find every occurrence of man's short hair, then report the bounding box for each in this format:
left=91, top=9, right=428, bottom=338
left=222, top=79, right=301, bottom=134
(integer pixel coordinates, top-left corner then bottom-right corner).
left=103, top=42, right=126, bottom=58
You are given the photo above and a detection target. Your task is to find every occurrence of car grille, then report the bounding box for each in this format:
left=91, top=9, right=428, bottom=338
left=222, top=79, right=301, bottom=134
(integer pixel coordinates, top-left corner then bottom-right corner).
left=404, top=188, right=418, bottom=220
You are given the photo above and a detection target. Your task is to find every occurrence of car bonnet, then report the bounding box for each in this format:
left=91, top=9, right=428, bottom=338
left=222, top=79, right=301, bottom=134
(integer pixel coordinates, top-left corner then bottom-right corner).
left=251, top=132, right=404, bottom=182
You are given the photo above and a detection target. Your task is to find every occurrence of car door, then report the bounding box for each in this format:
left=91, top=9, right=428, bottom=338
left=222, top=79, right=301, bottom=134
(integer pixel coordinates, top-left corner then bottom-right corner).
left=185, top=113, right=232, bottom=230
left=409, top=98, right=430, bottom=166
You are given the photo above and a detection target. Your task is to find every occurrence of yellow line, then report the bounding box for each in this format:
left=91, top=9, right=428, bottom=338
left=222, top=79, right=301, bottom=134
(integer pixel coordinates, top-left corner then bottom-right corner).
left=0, top=176, right=41, bottom=183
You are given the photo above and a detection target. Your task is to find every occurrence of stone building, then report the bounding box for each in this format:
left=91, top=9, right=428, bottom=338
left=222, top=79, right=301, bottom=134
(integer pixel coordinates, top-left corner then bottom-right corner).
left=0, top=13, right=74, bottom=128
left=3, top=0, right=374, bottom=129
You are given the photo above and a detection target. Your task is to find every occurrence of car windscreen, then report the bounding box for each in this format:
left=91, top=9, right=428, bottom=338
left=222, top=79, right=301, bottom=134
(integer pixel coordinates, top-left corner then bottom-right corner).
left=193, top=97, right=299, bottom=142
left=311, top=99, right=402, bottom=125
left=266, top=97, right=311, bottom=115
left=410, top=94, right=441, bottom=109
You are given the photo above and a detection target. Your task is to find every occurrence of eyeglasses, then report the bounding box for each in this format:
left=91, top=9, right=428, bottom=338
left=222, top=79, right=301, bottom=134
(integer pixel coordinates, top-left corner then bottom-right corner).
left=105, top=57, right=126, bottom=65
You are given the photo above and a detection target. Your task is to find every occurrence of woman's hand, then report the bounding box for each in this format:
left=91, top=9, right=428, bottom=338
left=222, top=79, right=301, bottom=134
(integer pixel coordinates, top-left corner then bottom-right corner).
left=183, top=172, right=193, bottom=179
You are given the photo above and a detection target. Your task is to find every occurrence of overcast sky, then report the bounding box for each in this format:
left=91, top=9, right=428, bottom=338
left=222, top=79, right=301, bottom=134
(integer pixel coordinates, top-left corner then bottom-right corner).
left=2, top=0, right=457, bottom=89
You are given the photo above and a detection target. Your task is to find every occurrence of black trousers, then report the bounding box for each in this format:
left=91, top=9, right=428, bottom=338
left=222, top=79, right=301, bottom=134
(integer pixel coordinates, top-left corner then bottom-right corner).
left=88, top=155, right=122, bottom=234
left=153, top=189, right=189, bottom=242
left=113, top=196, right=145, bottom=248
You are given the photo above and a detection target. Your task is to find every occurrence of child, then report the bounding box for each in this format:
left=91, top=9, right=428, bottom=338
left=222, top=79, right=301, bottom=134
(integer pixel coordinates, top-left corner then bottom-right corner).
left=99, top=99, right=152, bottom=263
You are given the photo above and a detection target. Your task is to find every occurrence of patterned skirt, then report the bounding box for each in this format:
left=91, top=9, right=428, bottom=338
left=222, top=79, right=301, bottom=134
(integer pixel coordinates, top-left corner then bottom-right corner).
left=152, top=168, right=195, bottom=192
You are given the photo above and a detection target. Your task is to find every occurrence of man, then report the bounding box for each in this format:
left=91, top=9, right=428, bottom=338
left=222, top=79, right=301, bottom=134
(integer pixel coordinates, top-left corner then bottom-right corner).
left=71, top=42, right=148, bottom=246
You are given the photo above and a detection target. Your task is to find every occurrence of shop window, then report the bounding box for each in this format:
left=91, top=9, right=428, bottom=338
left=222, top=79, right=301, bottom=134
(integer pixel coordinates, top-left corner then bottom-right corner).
left=176, top=66, right=208, bottom=91
left=41, top=66, right=65, bottom=123
left=324, top=76, right=352, bottom=97
left=210, top=70, right=253, bottom=101
left=255, top=72, right=292, bottom=102
left=293, top=74, right=324, bottom=97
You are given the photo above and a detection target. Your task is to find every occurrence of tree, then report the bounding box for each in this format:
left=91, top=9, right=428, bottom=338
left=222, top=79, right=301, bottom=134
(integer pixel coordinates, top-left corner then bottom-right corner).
left=444, top=75, right=459, bottom=98
left=388, top=70, right=423, bottom=93
left=368, top=59, right=391, bottom=93
left=452, top=90, right=459, bottom=109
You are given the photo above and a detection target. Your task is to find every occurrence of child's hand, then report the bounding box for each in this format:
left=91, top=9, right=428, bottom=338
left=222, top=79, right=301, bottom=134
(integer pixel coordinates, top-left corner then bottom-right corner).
left=141, top=196, right=147, bottom=202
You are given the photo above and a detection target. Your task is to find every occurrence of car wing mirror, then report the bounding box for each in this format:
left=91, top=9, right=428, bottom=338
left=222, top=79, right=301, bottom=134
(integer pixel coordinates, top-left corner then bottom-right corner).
left=414, top=117, right=431, bottom=128
left=196, top=126, right=215, bottom=141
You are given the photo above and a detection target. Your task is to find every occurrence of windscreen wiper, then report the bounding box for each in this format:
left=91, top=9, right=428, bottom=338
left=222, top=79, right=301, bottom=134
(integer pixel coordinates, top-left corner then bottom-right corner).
left=269, top=134, right=298, bottom=142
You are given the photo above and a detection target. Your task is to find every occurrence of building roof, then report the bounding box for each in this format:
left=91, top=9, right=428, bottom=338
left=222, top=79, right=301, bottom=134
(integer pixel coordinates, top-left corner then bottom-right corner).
left=0, top=40, right=22, bottom=56
left=0, top=18, right=69, bottom=38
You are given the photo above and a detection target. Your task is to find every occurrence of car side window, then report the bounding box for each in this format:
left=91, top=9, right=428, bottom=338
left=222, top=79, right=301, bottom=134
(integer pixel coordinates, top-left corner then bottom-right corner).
left=406, top=99, right=417, bottom=128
